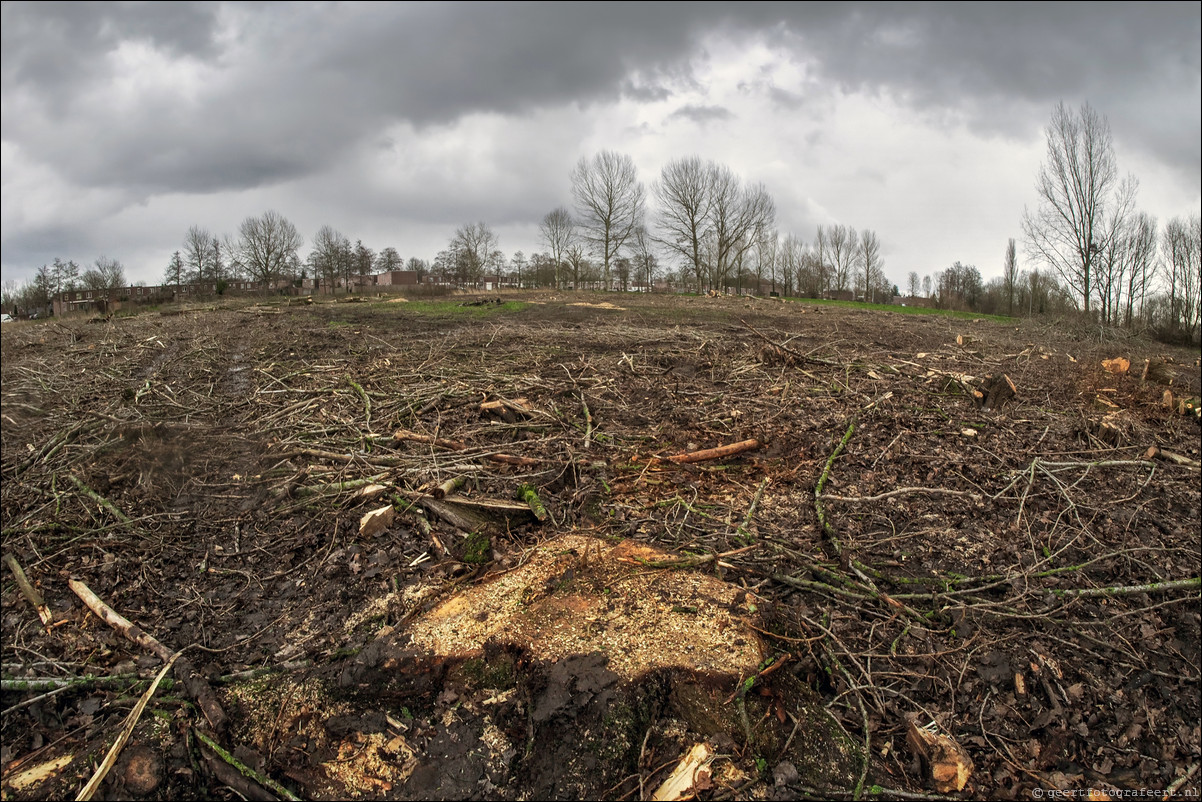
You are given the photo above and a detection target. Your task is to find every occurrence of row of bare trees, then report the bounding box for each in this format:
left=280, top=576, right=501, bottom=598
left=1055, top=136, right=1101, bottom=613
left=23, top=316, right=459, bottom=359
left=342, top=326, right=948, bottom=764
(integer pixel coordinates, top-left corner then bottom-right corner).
left=527, top=150, right=887, bottom=298
left=1022, top=102, right=1201, bottom=341
left=3, top=256, right=126, bottom=316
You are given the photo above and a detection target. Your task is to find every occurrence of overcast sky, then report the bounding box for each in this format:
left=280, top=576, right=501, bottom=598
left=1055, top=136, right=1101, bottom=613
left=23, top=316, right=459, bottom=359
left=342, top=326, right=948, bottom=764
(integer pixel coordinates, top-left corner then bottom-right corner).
left=3, top=2, right=1199, bottom=291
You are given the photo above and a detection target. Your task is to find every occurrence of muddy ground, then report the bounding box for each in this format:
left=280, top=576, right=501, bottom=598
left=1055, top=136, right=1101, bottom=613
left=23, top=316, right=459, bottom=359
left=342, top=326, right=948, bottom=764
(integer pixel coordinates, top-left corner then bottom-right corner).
left=2, top=291, right=1199, bottom=800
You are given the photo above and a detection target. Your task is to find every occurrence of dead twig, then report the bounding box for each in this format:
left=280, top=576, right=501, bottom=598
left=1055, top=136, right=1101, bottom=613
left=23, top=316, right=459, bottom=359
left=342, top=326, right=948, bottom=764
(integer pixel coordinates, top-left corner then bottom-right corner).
left=4, top=553, right=54, bottom=628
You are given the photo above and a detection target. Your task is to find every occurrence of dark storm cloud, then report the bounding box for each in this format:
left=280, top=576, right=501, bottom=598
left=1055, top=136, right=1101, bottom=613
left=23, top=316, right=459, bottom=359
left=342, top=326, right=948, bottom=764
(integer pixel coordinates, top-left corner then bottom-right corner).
left=2, top=2, right=1198, bottom=285
left=3, top=2, right=1197, bottom=196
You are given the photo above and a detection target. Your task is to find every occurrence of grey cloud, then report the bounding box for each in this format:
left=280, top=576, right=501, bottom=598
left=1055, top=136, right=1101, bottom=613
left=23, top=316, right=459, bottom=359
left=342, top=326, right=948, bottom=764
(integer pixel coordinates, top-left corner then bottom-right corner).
left=5, top=2, right=1196, bottom=198
left=668, top=104, right=735, bottom=124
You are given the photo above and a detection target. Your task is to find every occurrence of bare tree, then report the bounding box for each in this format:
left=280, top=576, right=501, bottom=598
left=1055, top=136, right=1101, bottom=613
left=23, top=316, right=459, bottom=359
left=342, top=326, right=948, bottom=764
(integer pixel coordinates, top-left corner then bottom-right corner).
left=707, top=165, right=775, bottom=292
left=781, top=235, right=809, bottom=297
left=1095, top=175, right=1140, bottom=325
left=1121, top=213, right=1157, bottom=327
left=182, top=225, right=215, bottom=283
left=654, top=156, right=713, bottom=292
left=1162, top=214, right=1201, bottom=340
left=859, top=229, right=884, bottom=302
left=827, top=225, right=858, bottom=293
left=354, top=240, right=374, bottom=283
left=164, top=251, right=185, bottom=287
left=511, top=251, right=527, bottom=288
left=539, top=207, right=575, bottom=289
left=1021, top=102, right=1119, bottom=315
left=570, top=151, right=645, bottom=290
left=630, top=225, right=658, bottom=291
left=311, top=225, right=350, bottom=294
left=906, top=271, right=921, bottom=298
left=1002, top=239, right=1019, bottom=315
left=448, top=222, right=499, bottom=287
left=81, top=256, right=125, bottom=290
left=232, top=210, right=303, bottom=288
left=565, top=243, right=589, bottom=289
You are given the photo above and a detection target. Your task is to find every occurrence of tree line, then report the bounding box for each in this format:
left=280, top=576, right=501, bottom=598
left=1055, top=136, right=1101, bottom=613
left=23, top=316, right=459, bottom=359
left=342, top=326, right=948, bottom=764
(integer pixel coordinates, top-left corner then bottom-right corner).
left=5, top=104, right=1197, bottom=344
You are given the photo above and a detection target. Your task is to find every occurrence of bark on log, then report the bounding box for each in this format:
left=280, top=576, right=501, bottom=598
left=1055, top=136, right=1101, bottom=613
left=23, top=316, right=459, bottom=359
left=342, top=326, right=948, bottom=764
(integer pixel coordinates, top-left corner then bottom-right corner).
left=652, top=438, right=761, bottom=465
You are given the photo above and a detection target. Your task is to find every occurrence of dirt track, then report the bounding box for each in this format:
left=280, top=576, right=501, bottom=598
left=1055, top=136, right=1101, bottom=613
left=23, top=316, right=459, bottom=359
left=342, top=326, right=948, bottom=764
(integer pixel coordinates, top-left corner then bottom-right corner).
left=2, top=292, right=1200, bottom=800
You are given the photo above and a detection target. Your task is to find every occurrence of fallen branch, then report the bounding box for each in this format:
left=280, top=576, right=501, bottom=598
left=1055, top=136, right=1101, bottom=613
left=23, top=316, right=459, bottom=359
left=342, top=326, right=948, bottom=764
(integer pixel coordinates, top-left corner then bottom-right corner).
left=4, top=553, right=54, bottom=628
left=652, top=438, right=761, bottom=466
left=518, top=484, right=549, bottom=522
left=1053, top=576, right=1200, bottom=598
left=815, top=418, right=857, bottom=558
left=193, top=728, right=301, bottom=801
left=393, top=428, right=541, bottom=467
left=68, top=579, right=227, bottom=731
left=67, top=475, right=131, bottom=524
left=345, top=375, right=371, bottom=432
left=819, top=486, right=982, bottom=504
left=741, top=318, right=839, bottom=366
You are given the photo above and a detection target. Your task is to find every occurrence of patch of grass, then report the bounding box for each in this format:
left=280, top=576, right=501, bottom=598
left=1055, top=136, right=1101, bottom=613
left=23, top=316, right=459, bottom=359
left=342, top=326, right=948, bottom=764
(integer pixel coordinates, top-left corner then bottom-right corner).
left=326, top=319, right=354, bottom=328
left=784, top=296, right=1015, bottom=323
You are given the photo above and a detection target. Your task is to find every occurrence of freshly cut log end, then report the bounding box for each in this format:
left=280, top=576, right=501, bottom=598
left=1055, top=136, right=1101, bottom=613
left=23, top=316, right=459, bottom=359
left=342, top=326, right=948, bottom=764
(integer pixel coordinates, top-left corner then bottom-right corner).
left=906, top=719, right=973, bottom=793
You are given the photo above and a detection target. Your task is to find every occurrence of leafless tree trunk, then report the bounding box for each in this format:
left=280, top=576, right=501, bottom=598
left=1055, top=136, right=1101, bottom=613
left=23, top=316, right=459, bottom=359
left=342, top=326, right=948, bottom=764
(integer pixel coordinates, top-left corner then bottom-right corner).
left=907, top=270, right=921, bottom=298
left=1002, top=239, right=1018, bottom=315
left=859, top=229, right=884, bottom=302
left=539, top=207, right=575, bottom=290
left=1021, top=102, right=1118, bottom=315
left=571, top=151, right=645, bottom=290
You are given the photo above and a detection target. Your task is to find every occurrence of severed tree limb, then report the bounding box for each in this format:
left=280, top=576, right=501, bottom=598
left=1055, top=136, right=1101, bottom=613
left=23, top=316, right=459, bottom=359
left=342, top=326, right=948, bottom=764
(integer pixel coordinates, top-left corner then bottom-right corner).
left=68, top=579, right=227, bottom=731
left=1052, top=576, right=1200, bottom=598
left=651, top=438, right=762, bottom=466
left=819, top=487, right=982, bottom=503
left=67, top=475, right=131, bottom=524
left=194, top=728, right=301, bottom=802
left=815, top=418, right=856, bottom=559
left=345, top=375, right=371, bottom=432
left=393, top=428, right=541, bottom=467
left=4, top=553, right=54, bottom=628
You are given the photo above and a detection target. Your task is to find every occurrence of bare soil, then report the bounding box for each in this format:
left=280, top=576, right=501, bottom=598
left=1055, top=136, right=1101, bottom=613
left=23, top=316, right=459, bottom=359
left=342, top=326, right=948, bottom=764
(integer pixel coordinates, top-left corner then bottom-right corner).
left=2, top=291, right=1199, bottom=800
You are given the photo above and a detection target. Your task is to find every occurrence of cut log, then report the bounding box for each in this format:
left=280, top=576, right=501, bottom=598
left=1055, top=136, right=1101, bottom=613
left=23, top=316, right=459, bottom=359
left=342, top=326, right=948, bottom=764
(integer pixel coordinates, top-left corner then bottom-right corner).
left=907, top=719, right=973, bottom=792
left=420, top=497, right=539, bottom=535
left=1101, top=357, right=1130, bottom=374
left=652, top=743, right=714, bottom=801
